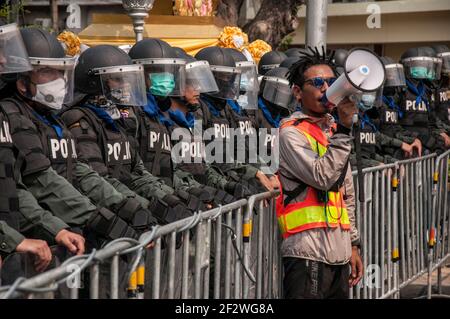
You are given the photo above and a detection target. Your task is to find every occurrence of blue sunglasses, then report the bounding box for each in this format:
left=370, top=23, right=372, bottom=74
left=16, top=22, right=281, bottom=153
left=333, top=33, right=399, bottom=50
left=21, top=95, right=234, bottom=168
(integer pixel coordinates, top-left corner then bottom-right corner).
left=305, top=77, right=337, bottom=89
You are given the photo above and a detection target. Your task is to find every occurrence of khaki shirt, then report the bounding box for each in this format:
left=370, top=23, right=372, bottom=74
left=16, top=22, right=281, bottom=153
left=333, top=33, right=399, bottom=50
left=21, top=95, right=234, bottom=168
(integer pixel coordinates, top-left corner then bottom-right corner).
left=278, top=111, right=359, bottom=265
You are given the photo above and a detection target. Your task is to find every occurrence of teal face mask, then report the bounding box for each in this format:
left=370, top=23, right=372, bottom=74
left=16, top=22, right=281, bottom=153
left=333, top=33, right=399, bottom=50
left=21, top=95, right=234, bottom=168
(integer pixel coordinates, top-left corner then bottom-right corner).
left=410, top=66, right=435, bottom=80
left=149, top=72, right=176, bottom=97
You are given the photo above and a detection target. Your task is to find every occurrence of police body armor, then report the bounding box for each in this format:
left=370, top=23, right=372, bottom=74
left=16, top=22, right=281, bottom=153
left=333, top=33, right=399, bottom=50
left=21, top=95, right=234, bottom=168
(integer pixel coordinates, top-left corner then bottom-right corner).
left=169, top=118, right=208, bottom=185
left=400, top=85, right=431, bottom=138
left=251, top=108, right=278, bottom=161
left=197, top=98, right=233, bottom=172
left=0, top=105, right=20, bottom=231
left=434, top=86, right=450, bottom=127
left=61, top=106, right=134, bottom=185
left=225, top=101, right=258, bottom=165
left=358, top=122, right=377, bottom=160
left=121, top=105, right=173, bottom=187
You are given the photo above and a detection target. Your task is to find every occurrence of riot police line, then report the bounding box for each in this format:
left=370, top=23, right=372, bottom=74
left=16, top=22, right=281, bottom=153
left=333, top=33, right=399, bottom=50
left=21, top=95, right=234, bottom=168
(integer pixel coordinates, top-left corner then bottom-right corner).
left=0, top=19, right=449, bottom=299
left=0, top=150, right=449, bottom=299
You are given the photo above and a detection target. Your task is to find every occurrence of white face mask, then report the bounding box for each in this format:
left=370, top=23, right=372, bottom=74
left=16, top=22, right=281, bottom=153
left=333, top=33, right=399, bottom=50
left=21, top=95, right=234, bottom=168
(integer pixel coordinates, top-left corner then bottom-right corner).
left=32, top=78, right=66, bottom=110
left=102, top=104, right=121, bottom=120
left=237, top=94, right=249, bottom=108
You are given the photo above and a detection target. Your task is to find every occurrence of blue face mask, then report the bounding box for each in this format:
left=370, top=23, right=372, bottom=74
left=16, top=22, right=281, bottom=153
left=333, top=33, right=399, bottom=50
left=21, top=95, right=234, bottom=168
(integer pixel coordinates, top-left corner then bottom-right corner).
left=149, top=72, right=176, bottom=97
left=410, top=66, right=435, bottom=80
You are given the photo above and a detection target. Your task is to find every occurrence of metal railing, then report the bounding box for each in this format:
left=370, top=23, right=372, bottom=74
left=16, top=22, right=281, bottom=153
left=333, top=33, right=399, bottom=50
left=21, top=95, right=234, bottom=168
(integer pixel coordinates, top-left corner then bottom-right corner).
left=1, top=151, right=449, bottom=299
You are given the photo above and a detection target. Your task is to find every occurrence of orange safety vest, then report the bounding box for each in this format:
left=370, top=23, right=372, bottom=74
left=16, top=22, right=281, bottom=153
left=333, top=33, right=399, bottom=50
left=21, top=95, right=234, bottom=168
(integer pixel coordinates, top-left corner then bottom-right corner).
left=276, top=119, right=351, bottom=239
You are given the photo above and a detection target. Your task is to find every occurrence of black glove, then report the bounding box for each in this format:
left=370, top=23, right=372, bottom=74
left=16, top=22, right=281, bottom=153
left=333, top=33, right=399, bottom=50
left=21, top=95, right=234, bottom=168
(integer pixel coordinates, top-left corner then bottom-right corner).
left=113, top=197, right=158, bottom=232
left=175, top=189, right=206, bottom=212
left=86, top=207, right=139, bottom=241
left=225, top=181, right=252, bottom=199
left=148, top=194, right=193, bottom=225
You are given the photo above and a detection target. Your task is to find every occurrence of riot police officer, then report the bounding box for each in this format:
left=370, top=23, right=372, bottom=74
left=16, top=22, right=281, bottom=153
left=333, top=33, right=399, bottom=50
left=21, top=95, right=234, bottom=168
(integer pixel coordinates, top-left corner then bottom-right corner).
left=61, top=44, right=193, bottom=227
left=430, top=45, right=450, bottom=133
left=2, top=28, right=153, bottom=246
left=400, top=46, right=450, bottom=153
left=374, top=56, right=423, bottom=159
left=253, top=67, right=293, bottom=179
left=0, top=23, right=84, bottom=270
left=194, top=46, right=272, bottom=195
left=258, top=50, right=287, bottom=75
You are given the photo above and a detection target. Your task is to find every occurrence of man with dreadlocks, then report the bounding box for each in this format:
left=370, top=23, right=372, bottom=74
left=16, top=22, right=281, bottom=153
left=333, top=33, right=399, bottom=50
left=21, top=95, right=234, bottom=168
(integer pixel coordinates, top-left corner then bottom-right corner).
left=276, top=47, right=363, bottom=299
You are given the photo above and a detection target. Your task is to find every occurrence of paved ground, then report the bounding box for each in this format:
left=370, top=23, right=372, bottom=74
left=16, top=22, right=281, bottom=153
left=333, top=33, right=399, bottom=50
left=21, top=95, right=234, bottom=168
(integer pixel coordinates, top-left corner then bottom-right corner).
left=400, top=262, right=450, bottom=298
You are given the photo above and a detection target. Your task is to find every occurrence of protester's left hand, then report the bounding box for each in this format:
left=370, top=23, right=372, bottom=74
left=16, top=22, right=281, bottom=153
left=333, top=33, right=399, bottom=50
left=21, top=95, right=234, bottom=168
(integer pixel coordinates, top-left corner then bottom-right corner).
left=349, top=246, right=363, bottom=287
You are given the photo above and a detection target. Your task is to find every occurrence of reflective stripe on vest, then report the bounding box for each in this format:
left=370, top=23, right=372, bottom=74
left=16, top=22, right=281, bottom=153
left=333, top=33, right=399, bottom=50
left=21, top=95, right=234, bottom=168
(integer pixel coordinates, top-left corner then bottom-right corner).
left=276, top=119, right=350, bottom=239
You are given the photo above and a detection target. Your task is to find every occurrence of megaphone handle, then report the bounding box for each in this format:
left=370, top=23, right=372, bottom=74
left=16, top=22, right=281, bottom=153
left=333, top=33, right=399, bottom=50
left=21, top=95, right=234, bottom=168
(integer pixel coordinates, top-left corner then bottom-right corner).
left=353, top=119, right=365, bottom=203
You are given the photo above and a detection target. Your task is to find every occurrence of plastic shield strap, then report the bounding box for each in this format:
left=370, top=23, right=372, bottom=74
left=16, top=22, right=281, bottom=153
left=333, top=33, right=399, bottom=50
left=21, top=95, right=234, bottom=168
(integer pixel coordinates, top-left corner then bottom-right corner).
left=0, top=23, right=32, bottom=74
left=262, top=76, right=295, bottom=109
left=98, top=65, right=147, bottom=106
left=29, top=57, right=77, bottom=108
left=185, top=61, right=218, bottom=94
left=384, top=64, right=406, bottom=87
left=237, top=61, right=259, bottom=109
left=209, top=66, right=241, bottom=100
left=134, top=58, right=186, bottom=97
left=402, top=57, right=442, bottom=81
left=438, top=52, right=450, bottom=74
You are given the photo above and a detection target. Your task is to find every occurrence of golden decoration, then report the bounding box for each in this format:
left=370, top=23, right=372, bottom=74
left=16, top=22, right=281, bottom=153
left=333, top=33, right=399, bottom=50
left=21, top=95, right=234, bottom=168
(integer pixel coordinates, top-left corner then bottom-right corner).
left=57, top=31, right=81, bottom=57
left=218, top=26, right=249, bottom=49
left=245, top=40, right=272, bottom=64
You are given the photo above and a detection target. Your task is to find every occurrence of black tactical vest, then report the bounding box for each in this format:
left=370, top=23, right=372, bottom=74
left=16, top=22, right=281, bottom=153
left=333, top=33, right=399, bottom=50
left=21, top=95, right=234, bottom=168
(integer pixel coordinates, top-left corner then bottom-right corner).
left=0, top=98, right=51, bottom=177
left=400, top=86, right=430, bottom=129
left=121, top=106, right=173, bottom=187
left=197, top=98, right=234, bottom=171
left=250, top=108, right=278, bottom=166
left=0, top=107, right=20, bottom=230
left=225, top=102, right=258, bottom=165
left=61, top=106, right=134, bottom=185
left=169, top=118, right=207, bottom=185
left=358, top=121, right=377, bottom=158
left=433, top=87, right=450, bottom=126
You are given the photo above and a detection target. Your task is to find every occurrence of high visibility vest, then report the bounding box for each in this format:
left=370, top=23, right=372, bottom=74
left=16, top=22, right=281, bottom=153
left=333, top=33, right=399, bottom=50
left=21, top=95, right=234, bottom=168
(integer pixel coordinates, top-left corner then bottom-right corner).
left=276, top=119, right=351, bottom=239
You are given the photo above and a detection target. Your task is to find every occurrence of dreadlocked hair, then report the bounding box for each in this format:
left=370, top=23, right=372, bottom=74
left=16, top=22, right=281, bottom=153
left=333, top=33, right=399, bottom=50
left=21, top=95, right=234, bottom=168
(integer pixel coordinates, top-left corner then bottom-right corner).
left=287, top=46, right=337, bottom=88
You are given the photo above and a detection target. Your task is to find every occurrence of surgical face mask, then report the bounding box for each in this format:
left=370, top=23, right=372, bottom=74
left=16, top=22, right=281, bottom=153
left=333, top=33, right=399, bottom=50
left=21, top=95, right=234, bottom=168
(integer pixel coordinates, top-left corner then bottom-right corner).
left=150, top=72, right=176, bottom=97
left=237, top=94, right=249, bottom=108
left=355, top=93, right=376, bottom=112
left=102, top=104, right=121, bottom=120
left=107, top=85, right=132, bottom=105
left=32, top=78, right=66, bottom=110
left=410, top=66, right=435, bottom=80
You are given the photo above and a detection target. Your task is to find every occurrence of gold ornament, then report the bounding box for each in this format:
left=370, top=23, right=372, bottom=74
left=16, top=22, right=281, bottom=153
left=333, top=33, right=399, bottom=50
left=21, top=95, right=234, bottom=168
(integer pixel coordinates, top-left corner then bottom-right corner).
left=218, top=26, right=249, bottom=50
left=57, top=31, right=81, bottom=57
left=245, top=40, right=272, bottom=64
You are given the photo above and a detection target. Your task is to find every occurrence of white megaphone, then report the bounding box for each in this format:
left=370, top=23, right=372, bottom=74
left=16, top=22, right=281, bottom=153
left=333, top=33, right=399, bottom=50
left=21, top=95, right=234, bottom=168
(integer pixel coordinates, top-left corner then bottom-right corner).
left=321, top=48, right=385, bottom=109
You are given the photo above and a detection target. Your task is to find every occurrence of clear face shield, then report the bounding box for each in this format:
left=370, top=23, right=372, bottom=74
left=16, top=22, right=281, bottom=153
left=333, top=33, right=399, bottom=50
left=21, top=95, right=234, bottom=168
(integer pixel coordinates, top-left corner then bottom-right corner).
left=262, top=75, right=295, bottom=110
left=384, top=63, right=406, bottom=87
left=27, top=57, right=76, bottom=110
left=185, top=60, right=219, bottom=94
left=437, top=52, right=450, bottom=76
left=0, top=23, right=32, bottom=74
left=351, top=88, right=383, bottom=112
left=209, top=65, right=241, bottom=100
left=236, top=61, right=259, bottom=109
left=402, top=57, right=442, bottom=81
left=93, top=64, right=147, bottom=106
left=133, top=58, right=186, bottom=97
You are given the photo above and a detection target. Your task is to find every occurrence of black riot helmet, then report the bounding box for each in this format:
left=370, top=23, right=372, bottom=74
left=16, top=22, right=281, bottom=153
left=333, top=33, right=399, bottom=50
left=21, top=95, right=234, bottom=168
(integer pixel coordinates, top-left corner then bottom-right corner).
left=332, top=49, right=348, bottom=76
left=260, top=66, right=295, bottom=112
left=128, top=38, right=176, bottom=60
left=432, top=44, right=450, bottom=75
left=129, top=39, right=186, bottom=98
left=195, top=47, right=241, bottom=100
left=258, top=51, right=287, bottom=75
left=280, top=56, right=300, bottom=69
left=380, top=56, right=406, bottom=88
left=75, top=45, right=132, bottom=95
left=284, top=48, right=305, bottom=58
left=225, top=48, right=247, bottom=64
left=401, top=46, right=442, bottom=81
left=75, top=45, right=147, bottom=106
left=20, top=27, right=65, bottom=59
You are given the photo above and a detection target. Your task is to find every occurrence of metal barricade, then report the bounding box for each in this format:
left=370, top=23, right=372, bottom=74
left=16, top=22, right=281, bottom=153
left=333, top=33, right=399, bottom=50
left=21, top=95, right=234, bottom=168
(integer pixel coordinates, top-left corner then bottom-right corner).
left=1, top=151, right=449, bottom=299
